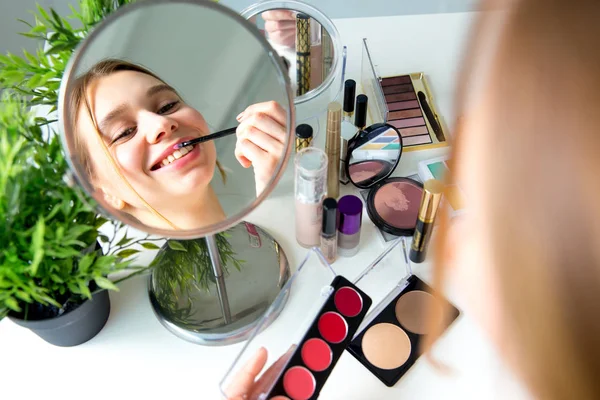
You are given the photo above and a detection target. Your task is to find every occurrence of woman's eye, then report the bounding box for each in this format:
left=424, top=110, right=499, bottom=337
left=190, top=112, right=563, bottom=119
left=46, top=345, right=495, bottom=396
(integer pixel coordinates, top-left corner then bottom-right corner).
left=158, top=101, right=179, bottom=114
left=112, top=127, right=136, bottom=144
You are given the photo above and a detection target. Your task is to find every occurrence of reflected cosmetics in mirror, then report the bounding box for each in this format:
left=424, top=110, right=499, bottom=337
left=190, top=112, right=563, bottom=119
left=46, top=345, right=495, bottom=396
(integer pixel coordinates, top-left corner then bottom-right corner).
left=346, top=123, right=403, bottom=189
left=261, top=276, right=372, bottom=400
left=348, top=238, right=460, bottom=387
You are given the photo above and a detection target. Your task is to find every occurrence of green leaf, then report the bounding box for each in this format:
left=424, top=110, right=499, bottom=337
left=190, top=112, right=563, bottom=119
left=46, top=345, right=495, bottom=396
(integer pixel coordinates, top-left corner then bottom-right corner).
left=79, top=281, right=92, bottom=299
left=117, top=235, right=132, bottom=246
left=29, top=217, right=45, bottom=275
left=167, top=241, right=187, bottom=252
left=99, top=235, right=110, bottom=243
left=15, top=291, right=32, bottom=303
left=5, top=298, right=21, bottom=312
left=116, top=249, right=140, bottom=258
left=78, top=253, right=95, bottom=273
left=94, top=277, right=119, bottom=291
left=141, top=242, right=160, bottom=250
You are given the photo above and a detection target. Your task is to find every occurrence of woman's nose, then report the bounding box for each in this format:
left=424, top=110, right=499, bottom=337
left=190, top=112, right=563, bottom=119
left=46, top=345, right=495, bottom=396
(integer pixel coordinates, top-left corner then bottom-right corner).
left=141, top=112, right=178, bottom=143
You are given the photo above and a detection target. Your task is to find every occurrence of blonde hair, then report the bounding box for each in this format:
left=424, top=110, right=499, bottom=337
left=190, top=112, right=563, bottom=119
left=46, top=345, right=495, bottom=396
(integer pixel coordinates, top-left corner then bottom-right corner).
left=68, top=59, right=227, bottom=229
left=428, top=0, right=600, bottom=398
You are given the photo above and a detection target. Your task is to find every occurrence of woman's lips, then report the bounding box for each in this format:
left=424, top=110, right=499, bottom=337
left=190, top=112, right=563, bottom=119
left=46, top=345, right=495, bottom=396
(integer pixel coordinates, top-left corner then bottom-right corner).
left=150, top=144, right=201, bottom=172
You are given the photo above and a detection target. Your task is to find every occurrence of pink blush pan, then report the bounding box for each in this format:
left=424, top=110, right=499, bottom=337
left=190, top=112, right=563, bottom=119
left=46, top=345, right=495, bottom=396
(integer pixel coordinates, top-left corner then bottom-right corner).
left=367, top=177, right=424, bottom=236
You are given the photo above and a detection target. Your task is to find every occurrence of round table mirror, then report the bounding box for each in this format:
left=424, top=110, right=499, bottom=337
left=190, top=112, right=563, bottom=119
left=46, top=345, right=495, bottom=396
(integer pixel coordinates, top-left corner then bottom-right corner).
left=241, top=0, right=346, bottom=130
left=346, top=123, right=404, bottom=189
left=58, top=0, right=295, bottom=345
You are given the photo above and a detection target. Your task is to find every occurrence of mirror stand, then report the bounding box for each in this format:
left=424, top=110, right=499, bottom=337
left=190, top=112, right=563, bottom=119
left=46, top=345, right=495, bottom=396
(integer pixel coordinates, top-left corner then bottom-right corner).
left=147, top=223, right=291, bottom=346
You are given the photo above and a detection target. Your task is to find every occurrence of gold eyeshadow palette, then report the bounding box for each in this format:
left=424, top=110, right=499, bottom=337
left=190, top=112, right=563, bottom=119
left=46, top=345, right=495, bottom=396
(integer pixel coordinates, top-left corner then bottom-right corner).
left=220, top=249, right=372, bottom=400
left=348, top=238, right=460, bottom=387
left=360, top=38, right=449, bottom=152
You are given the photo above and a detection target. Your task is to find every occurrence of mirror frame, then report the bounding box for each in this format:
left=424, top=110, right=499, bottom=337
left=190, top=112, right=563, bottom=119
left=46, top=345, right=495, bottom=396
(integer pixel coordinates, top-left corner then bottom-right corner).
left=240, top=0, right=343, bottom=106
left=345, top=123, right=404, bottom=189
left=58, top=0, right=295, bottom=240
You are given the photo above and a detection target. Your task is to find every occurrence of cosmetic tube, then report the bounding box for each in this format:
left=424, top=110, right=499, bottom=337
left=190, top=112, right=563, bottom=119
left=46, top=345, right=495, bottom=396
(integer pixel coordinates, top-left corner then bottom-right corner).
left=340, top=80, right=357, bottom=185
left=409, top=179, right=444, bottom=263
left=321, top=198, right=338, bottom=263
left=295, top=123, right=313, bottom=153
left=326, top=102, right=342, bottom=198
left=295, top=147, right=328, bottom=248
left=355, top=94, right=368, bottom=131
left=338, top=195, right=363, bottom=257
left=296, top=13, right=311, bottom=96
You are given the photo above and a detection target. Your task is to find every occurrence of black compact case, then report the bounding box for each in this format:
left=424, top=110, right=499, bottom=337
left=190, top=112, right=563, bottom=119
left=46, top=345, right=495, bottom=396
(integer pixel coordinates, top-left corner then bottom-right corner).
left=347, top=275, right=459, bottom=387
left=268, top=275, right=373, bottom=400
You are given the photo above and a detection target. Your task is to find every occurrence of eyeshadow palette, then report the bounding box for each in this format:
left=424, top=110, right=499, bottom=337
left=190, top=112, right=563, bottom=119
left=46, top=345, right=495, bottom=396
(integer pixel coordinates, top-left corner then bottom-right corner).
left=348, top=275, right=459, bottom=387
left=266, top=275, right=372, bottom=400
left=360, top=38, right=448, bottom=151
left=381, top=72, right=446, bottom=150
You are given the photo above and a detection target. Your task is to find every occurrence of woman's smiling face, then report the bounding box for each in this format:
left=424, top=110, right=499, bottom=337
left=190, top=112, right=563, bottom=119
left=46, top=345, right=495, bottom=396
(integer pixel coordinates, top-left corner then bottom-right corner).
left=77, top=70, right=217, bottom=214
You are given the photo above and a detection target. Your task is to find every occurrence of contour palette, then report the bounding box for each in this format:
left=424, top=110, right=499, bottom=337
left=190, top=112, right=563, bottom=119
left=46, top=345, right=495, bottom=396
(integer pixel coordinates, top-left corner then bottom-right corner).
left=348, top=274, right=459, bottom=387
left=265, top=275, right=372, bottom=400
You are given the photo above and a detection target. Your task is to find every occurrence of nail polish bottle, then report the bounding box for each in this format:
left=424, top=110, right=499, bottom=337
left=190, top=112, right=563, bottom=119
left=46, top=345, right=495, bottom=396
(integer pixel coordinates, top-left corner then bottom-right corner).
left=337, top=195, right=363, bottom=257
left=320, top=198, right=338, bottom=263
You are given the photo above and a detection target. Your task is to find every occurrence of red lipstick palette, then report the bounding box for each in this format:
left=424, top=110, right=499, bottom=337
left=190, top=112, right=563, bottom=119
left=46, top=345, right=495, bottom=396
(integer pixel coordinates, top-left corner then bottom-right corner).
left=220, top=249, right=372, bottom=400
left=265, top=276, right=372, bottom=400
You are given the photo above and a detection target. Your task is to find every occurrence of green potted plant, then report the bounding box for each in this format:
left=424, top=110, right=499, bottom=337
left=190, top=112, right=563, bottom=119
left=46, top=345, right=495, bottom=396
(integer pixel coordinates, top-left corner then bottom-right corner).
left=0, top=0, right=239, bottom=346
left=0, top=0, right=159, bottom=347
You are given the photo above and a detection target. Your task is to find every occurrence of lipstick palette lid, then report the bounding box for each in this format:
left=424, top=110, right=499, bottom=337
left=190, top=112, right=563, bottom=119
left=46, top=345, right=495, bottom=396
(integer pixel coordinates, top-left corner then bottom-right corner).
left=219, top=248, right=372, bottom=400
left=351, top=238, right=412, bottom=319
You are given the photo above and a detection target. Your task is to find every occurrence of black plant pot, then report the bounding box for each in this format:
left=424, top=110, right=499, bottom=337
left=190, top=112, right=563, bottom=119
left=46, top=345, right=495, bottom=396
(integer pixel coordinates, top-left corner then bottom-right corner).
left=9, top=289, right=111, bottom=347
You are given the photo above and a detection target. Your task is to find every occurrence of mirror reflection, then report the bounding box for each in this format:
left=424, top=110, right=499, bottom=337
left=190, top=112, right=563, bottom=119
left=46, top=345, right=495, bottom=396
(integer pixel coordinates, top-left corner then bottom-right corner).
left=347, top=123, right=403, bottom=188
left=60, top=2, right=292, bottom=234
left=250, top=9, right=335, bottom=97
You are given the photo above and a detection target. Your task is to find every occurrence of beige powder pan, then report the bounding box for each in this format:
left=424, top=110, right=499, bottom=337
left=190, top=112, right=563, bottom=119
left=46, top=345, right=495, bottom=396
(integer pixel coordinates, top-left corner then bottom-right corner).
left=395, top=290, right=442, bottom=335
left=361, top=323, right=411, bottom=370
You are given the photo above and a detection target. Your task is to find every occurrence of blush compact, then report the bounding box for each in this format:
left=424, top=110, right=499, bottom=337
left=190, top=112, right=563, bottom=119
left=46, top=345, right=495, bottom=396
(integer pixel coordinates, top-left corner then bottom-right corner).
left=365, top=177, right=424, bottom=236
left=345, top=122, right=424, bottom=237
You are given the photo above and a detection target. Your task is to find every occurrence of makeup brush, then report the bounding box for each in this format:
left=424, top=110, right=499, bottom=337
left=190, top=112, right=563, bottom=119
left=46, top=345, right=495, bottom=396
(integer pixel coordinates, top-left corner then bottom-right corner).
left=174, top=127, right=236, bottom=149
left=417, top=91, right=445, bottom=142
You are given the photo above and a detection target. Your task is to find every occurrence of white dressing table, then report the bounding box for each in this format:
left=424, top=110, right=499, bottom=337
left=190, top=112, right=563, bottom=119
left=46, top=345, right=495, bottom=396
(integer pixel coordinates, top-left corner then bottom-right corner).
left=0, top=12, right=531, bottom=400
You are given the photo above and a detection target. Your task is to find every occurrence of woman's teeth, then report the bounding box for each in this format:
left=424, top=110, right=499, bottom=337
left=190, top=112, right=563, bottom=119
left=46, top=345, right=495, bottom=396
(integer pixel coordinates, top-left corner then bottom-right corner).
left=160, top=144, right=194, bottom=167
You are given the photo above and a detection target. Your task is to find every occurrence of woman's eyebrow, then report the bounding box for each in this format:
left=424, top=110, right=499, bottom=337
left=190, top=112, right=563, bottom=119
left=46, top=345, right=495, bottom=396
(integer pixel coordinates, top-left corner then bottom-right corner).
left=98, top=103, right=128, bottom=135
left=147, top=83, right=178, bottom=97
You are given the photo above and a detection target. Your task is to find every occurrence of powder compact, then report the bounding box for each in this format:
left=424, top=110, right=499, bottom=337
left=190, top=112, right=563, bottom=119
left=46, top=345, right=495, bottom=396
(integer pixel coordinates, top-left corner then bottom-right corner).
left=360, top=38, right=448, bottom=152
left=347, top=237, right=460, bottom=387
left=220, top=249, right=372, bottom=400
left=345, top=123, right=424, bottom=236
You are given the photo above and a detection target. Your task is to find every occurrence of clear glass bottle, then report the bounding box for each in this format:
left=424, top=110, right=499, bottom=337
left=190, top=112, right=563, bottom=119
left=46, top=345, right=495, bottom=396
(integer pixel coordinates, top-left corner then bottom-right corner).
left=295, top=147, right=328, bottom=248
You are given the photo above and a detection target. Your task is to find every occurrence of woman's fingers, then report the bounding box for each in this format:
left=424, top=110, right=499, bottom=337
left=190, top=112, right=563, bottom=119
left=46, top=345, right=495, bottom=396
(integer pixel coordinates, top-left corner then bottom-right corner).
left=236, top=114, right=286, bottom=154
left=237, top=101, right=287, bottom=128
left=261, top=10, right=296, bottom=22
left=224, top=347, right=268, bottom=399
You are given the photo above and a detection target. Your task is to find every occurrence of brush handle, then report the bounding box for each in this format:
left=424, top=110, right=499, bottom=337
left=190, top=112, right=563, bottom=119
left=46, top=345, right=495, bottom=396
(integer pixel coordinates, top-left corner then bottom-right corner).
left=176, top=127, right=237, bottom=149
left=417, top=91, right=445, bottom=142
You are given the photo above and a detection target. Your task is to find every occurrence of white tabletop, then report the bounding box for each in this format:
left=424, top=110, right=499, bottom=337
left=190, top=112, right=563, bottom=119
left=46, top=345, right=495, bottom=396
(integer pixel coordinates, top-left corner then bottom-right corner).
left=0, top=12, right=530, bottom=400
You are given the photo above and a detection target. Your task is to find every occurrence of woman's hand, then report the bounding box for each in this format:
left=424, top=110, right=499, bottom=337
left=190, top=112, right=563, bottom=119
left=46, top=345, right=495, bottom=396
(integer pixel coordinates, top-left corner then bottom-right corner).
left=225, top=346, right=296, bottom=400
left=262, top=10, right=297, bottom=49
left=235, top=101, right=287, bottom=196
